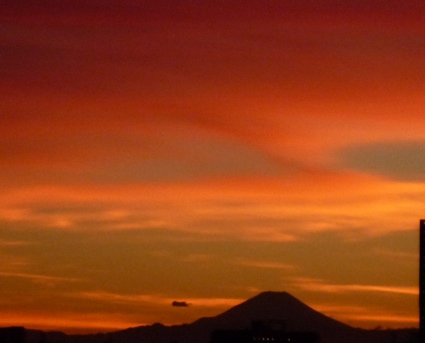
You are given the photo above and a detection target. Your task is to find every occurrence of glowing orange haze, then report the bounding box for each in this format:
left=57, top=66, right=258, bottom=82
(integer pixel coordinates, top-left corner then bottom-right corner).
left=0, top=0, right=424, bottom=333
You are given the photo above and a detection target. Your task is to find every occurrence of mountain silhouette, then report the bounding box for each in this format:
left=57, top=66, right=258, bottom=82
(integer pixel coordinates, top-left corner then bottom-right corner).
left=7, top=291, right=419, bottom=343
left=193, top=291, right=350, bottom=330
left=189, top=291, right=376, bottom=343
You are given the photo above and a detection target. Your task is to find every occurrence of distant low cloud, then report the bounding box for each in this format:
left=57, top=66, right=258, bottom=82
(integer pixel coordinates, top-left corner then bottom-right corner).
left=172, top=301, right=190, bottom=307
left=337, top=141, right=425, bottom=181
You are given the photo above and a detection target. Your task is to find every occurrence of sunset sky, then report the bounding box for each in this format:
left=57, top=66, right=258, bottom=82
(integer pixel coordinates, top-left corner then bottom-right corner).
left=1, top=0, right=425, bottom=334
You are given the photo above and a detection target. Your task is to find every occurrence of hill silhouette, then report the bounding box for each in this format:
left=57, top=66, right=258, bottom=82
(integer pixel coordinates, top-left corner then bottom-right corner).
left=7, top=291, right=419, bottom=343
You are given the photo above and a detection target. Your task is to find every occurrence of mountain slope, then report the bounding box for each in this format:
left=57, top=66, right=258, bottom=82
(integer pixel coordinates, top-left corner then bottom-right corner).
left=190, top=291, right=360, bottom=343
left=194, top=291, right=351, bottom=331
left=191, top=291, right=419, bottom=343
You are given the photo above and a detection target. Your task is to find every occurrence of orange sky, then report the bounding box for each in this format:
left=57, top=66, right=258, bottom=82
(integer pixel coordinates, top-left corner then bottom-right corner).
left=1, top=0, right=425, bottom=333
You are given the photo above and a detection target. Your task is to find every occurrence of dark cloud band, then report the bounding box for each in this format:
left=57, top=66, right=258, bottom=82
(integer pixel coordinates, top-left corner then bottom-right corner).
left=337, top=141, right=425, bottom=181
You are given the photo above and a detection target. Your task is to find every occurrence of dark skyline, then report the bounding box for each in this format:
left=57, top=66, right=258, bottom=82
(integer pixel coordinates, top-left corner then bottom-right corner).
left=0, top=292, right=419, bottom=343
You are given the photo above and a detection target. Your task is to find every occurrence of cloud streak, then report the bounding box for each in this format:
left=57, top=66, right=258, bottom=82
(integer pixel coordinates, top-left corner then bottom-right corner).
left=234, top=259, right=294, bottom=270
left=72, top=290, right=243, bottom=308
left=292, top=277, right=418, bottom=296
left=310, top=303, right=418, bottom=328
left=0, top=272, right=83, bottom=285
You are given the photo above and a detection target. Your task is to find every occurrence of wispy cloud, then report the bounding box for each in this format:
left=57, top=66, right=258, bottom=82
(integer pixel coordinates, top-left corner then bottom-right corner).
left=346, top=314, right=419, bottom=324
left=234, top=258, right=294, bottom=270
left=72, top=290, right=243, bottom=309
left=0, top=205, right=139, bottom=231
left=309, top=303, right=418, bottom=328
left=0, top=271, right=83, bottom=286
left=373, top=247, right=418, bottom=260
left=181, top=253, right=213, bottom=263
left=0, top=239, right=32, bottom=246
left=292, top=277, right=418, bottom=295
left=0, top=208, right=31, bottom=221
left=72, top=291, right=167, bottom=305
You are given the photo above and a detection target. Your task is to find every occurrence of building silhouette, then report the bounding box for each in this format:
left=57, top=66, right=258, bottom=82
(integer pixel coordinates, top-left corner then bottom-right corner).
left=210, top=321, right=319, bottom=343
left=0, top=327, right=26, bottom=343
left=420, top=220, right=425, bottom=339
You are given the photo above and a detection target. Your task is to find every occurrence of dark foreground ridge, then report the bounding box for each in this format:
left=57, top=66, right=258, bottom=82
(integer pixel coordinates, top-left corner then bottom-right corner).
left=0, top=291, right=419, bottom=343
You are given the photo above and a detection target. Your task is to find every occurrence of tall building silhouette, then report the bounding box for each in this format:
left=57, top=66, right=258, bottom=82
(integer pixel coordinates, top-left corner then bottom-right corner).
left=420, top=220, right=425, bottom=337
